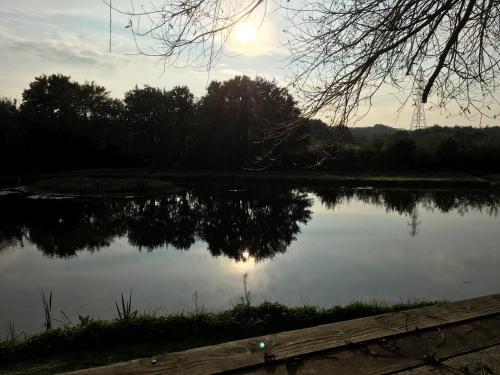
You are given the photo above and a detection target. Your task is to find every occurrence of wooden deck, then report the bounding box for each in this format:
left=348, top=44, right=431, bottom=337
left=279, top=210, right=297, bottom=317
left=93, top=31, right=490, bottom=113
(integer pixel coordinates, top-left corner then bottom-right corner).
left=62, top=293, right=500, bottom=375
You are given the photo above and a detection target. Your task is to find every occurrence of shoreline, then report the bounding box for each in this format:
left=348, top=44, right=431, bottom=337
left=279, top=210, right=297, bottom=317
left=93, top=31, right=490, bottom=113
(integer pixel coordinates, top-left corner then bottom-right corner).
left=0, top=299, right=437, bottom=375
left=1, top=169, right=498, bottom=190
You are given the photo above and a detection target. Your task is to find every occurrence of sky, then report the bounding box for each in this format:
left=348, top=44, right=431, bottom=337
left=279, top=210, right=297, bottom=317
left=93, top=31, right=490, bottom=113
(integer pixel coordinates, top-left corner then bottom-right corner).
left=1, top=0, right=498, bottom=129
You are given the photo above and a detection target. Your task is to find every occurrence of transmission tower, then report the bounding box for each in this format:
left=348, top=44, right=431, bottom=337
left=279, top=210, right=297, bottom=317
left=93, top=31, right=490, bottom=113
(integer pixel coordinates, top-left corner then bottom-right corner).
left=410, top=69, right=427, bottom=131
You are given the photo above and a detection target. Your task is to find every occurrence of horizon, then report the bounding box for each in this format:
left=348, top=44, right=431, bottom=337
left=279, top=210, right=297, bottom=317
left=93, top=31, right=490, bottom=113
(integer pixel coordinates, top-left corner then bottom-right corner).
left=1, top=71, right=496, bottom=130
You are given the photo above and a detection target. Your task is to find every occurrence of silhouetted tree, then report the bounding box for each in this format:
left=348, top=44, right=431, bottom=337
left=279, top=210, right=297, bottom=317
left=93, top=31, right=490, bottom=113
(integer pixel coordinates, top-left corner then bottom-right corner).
left=19, top=74, right=123, bottom=169
left=124, top=85, right=195, bottom=166
left=193, top=76, right=300, bottom=169
left=0, top=98, right=21, bottom=172
left=436, top=137, right=461, bottom=170
left=21, top=74, right=81, bottom=124
left=383, top=136, right=417, bottom=170
left=0, top=98, right=18, bottom=121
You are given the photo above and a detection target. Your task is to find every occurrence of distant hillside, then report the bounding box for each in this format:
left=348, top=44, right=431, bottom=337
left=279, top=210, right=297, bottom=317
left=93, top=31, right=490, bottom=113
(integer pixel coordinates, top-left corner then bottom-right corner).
left=318, top=124, right=500, bottom=172
left=349, top=124, right=403, bottom=139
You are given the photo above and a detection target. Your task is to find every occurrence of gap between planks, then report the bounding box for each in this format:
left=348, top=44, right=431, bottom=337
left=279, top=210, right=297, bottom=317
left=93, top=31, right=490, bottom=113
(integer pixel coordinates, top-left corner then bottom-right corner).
left=234, top=315, right=500, bottom=374
left=394, top=344, right=500, bottom=374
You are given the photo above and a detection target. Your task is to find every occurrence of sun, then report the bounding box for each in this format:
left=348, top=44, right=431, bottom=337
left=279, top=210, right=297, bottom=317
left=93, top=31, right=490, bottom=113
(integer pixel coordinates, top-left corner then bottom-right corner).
left=234, top=22, right=256, bottom=45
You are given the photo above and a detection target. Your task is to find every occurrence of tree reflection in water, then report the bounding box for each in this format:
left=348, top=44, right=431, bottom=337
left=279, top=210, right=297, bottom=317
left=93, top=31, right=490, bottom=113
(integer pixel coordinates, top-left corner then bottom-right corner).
left=0, top=187, right=498, bottom=259
left=314, top=188, right=500, bottom=238
left=314, top=188, right=500, bottom=217
left=0, top=188, right=312, bottom=260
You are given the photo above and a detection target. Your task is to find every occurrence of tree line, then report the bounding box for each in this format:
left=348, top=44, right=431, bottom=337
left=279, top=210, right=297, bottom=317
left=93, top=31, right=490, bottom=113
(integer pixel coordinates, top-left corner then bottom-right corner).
left=1, top=73, right=500, bottom=174
left=0, top=74, right=308, bottom=172
left=324, top=126, right=500, bottom=172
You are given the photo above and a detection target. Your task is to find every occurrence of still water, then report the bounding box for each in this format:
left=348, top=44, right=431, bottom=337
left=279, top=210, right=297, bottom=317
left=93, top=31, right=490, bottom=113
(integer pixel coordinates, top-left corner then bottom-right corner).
left=0, top=187, right=499, bottom=334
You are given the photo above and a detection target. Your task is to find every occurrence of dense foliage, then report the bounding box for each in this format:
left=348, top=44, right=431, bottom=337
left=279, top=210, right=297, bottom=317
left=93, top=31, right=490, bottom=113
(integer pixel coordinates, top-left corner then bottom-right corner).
left=1, top=73, right=500, bottom=173
left=326, top=126, right=500, bottom=172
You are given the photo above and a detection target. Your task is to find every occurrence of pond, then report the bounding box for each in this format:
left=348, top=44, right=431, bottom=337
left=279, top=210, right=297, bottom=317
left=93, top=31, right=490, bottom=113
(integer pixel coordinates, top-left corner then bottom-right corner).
left=0, top=186, right=499, bottom=335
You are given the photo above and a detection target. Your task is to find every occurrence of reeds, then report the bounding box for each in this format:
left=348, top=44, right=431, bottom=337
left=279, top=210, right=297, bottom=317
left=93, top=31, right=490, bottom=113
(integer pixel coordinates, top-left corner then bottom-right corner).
left=39, top=289, right=53, bottom=331
left=5, top=320, right=16, bottom=344
left=240, top=272, right=251, bottom=307
left=115, top=291, right=137, bottom=321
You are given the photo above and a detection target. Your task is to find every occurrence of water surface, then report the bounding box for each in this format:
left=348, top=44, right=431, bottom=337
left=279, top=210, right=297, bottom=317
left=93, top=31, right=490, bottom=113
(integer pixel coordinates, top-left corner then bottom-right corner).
left=1, top=187, right=499, bottom=334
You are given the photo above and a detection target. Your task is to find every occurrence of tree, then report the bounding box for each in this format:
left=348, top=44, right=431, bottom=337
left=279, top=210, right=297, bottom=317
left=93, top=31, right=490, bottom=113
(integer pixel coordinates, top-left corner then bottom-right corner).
left=123, top=85, right=195, bottom=166
left=0, top=97, right=17, bottom=118
left=108, top=0, right=500, bottom=124
left=20, top=74, right=81, bottom=124
left=435, top=137, right=461, bottom=169
left=383, top=135, right=417, bottom=169
left=21, top=74, right=119, bottom=124
left=0, top=98, right=21, bottom=172
left=20, top=74, right=124, bottom=169
left=163, top=86, right=196, bottom=165
left=193, top=75, right=300, bottom=169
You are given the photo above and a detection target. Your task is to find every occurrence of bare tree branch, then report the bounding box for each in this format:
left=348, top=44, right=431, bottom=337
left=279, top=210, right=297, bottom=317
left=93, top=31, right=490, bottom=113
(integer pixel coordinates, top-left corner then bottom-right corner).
left=107, top=0, right=500, bottom=125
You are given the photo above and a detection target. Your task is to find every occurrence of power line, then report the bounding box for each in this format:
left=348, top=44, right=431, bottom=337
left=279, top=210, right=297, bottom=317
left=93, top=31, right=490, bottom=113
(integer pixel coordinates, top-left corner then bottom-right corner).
left=109, top=0, right=112, bottom=53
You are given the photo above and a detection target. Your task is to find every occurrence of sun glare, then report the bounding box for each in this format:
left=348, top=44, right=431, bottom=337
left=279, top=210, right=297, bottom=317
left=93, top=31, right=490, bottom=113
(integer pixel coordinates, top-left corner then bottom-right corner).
left=241, top=249, right=250, bottom=261
left=234, top=22, right=256, bottom=45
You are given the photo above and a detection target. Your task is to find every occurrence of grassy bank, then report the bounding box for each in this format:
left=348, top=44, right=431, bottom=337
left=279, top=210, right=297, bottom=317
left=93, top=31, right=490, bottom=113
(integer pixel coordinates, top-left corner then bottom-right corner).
left=3, top=169, right=497, bottom=189
left=150, top=170, right=492, bottom=188
left=0, top=300, right=439, bottom=375
left=26, top=177, right=182, bottom=197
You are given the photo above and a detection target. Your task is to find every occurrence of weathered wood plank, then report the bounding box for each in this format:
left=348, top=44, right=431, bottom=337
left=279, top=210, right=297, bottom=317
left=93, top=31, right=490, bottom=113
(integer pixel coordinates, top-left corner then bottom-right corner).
left=233, top=315, right=500, bottom=374
left=61, top=293, right=500, bottom=375
left=394, top=344, right=500, bottom=374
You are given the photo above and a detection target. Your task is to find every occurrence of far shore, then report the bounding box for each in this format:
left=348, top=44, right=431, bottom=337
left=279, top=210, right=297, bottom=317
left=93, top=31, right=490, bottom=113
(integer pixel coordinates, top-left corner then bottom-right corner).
left=1, top=169, right=499, bottom=191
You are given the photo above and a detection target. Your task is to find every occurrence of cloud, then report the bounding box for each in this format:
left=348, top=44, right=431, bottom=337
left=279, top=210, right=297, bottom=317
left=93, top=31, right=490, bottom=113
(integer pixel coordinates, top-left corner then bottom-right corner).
left=0, top=3, right=289, bottom=100
left=0, top=2, right=105, bottom=18
left=0, top=20, right=130, bottom=71
left=12, top=40, right=101, bottom=68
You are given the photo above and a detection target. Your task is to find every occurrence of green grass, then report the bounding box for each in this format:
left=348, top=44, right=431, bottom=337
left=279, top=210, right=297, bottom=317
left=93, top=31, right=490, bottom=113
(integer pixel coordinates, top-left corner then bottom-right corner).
left=0, top=299, right=440, bottom=374
left=28, top=177, right=181, bottom=197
